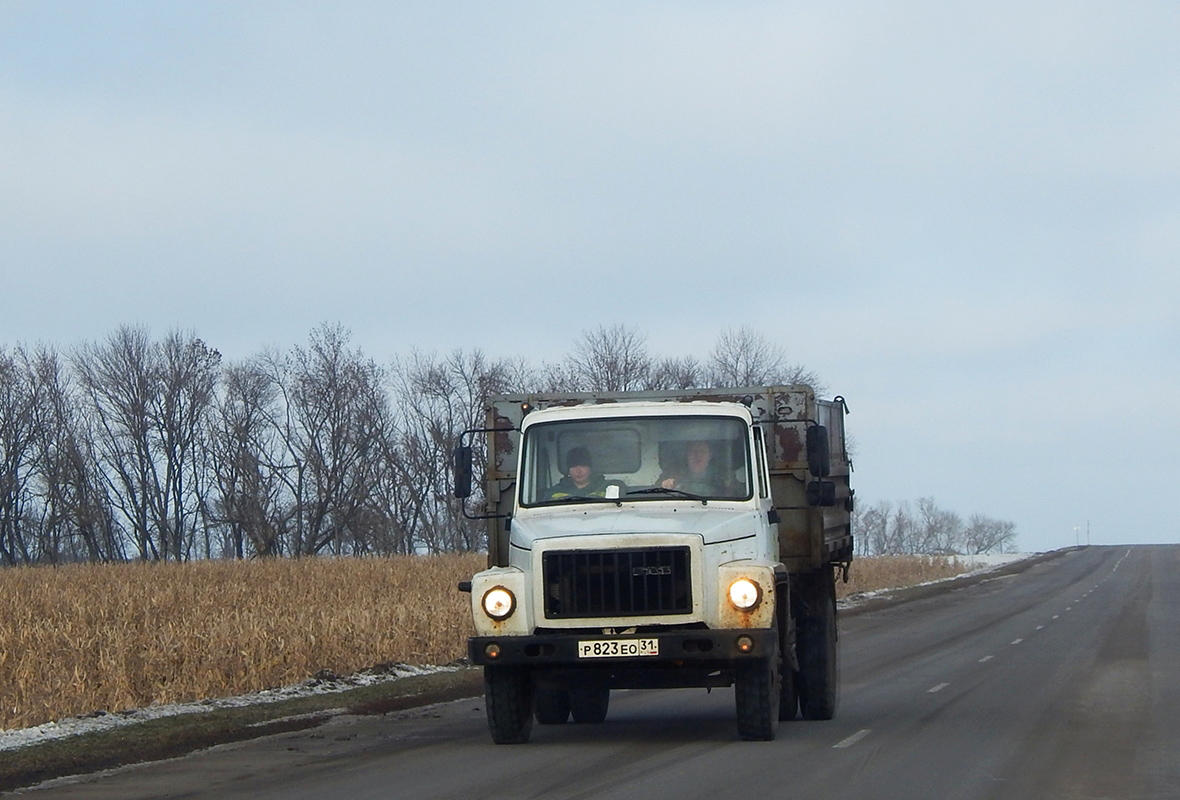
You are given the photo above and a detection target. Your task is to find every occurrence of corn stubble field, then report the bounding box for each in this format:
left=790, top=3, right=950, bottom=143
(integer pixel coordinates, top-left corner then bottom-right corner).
left=0, top=554, right=968, bottom=731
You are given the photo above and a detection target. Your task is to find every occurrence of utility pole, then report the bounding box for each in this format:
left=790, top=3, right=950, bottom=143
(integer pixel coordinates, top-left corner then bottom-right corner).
left=1087, top=520, right=1090, bottom=546
left=1073, top=525, right=1080, bottom=547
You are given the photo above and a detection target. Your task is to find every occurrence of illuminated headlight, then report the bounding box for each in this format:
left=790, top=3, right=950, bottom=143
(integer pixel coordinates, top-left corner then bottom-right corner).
left=728, top=578, right=762, bottom=611
left=482, top=587, right=516, bottom=620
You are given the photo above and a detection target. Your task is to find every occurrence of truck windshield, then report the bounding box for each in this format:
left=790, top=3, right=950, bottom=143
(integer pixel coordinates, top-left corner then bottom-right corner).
left=519, top=415, right=752, bottom=507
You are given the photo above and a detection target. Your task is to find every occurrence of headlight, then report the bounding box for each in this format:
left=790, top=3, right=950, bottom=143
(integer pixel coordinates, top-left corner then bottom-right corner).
left=728, top=578, right=762, bottom=611
left=482, top=586, right=516, bottom=620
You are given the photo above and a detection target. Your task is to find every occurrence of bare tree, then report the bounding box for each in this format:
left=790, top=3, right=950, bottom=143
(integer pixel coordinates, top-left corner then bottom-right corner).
left=332, top=360, right=396, bottom=555
left=536, top=359, right=581, bottom=393
left=27, top=347, right=124, bottom=563
left=914, top=496, right=963, bottom=555
left=852, top=499, right=891, bottom=557
left=209, top=359, right=288, bottom=558
left=853, top=497, right=1016, bottom=556
left=567, top=325, right=651, bottom=392
left=963, top=513, right=1017, bottom=554
left=390, top=349, right=521, bottom=553
left=72, top=328, right=219, bottom=561
left=269, top=324, right=388, bottom=556
left=646, top=356, right=703, bottom=390
left=74, top=328, right=161, bottom=560
left=707, top=327, right=821, bottom=389
left=889, top=501, right=918, bottom=555
left=0, top=347, right=37, bottom=564
left=154, top=332, right=220, bottom=560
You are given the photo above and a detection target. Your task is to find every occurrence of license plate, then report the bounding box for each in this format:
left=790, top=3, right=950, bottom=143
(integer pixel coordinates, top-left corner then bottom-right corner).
left=577, top=638, right=659, bottom=658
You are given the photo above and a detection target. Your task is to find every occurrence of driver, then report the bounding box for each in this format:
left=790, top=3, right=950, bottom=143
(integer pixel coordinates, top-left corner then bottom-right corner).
left=659, top=440, right=719, bottom=496
left=547, top=447, right=609, bottom=499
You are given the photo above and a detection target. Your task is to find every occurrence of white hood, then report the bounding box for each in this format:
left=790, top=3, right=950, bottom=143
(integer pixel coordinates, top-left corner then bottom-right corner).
left=510, top=502, right=761, bottom=550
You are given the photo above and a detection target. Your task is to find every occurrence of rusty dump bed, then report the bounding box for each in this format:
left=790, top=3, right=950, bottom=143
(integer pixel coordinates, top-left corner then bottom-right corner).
left=479, top=385, right=853, bottom=575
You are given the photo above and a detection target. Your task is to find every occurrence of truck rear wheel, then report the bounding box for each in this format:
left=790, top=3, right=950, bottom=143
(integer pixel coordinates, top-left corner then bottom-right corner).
left=735, top=629, right=781, bottom=740
left=778, top=586, right=799, bottom=721
left=534, top=688, right=571, bottom=725
left=797, top=570, right=838, bottom=721
left=569, top=687, right=610, bottom=723
left=780, top=657, right=799, bottom=721
left=484, top=666, right=534, bottom=744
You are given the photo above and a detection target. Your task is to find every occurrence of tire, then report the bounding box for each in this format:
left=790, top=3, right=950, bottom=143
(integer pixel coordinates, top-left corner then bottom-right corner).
left=734, top=628, right=781, bottom=740
left=797, top=570, right=838, bottom=721
left=780, top=658, right=799, bottom=721
left=778, top=586, right=799, bottom=722
left=534, top=687, right=571, bottom=725
left=569, top=687, right=610, bottom=723
left=484, top=666, right=534, bottom=744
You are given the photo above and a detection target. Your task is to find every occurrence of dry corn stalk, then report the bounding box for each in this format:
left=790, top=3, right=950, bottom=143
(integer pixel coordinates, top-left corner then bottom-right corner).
left=0, top=554, right=483, bottom=731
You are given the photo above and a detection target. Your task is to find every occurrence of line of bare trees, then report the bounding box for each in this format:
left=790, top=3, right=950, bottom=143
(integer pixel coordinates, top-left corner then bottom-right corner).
left=852, top=497, right=1017, bottom=556
left=0, top=324, right=815, bottom=564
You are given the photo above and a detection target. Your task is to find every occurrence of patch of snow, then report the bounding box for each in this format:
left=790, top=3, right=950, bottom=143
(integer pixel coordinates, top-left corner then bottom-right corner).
left=838, top=553, right=1042, bottom=610
left=0, top=662, right=457, bottom=753
left=955, top=552, right=1031, bottom=573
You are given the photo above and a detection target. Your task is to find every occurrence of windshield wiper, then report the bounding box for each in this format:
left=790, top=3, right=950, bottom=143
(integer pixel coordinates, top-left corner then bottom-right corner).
left=532, top=495, right=618, bottom=506
left=626, top=487, right=708, bottom=502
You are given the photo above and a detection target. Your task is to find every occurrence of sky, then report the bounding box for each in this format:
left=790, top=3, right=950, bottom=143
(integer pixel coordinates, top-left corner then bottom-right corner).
left=1, top=1, right=1177, bottom=553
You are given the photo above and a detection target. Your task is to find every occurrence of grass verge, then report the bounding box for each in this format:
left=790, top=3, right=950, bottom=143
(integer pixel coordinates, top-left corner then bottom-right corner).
left=0, top=668, right=483, bottom=793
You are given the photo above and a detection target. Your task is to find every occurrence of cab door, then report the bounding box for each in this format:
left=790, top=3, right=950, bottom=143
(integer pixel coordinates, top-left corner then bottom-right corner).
left=752, top=425, right=778, bottom=558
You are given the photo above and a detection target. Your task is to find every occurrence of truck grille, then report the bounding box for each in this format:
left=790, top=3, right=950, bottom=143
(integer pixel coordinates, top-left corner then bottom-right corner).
left=542, top=547, right=692, bottom=619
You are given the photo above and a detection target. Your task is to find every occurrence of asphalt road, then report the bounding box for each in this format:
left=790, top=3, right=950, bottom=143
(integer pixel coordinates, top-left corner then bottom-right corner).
left=18, top=545, right=1180, bottom=800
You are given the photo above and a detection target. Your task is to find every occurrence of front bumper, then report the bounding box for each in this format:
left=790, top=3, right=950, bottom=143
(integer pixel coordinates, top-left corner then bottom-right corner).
left=468, top=628, right=777, bottom=668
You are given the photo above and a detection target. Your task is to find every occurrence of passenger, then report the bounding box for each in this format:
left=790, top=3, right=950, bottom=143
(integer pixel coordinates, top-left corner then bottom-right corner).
left=660, top=440, right=720, bottom=496
left=548, top=446, right=609, bottom=499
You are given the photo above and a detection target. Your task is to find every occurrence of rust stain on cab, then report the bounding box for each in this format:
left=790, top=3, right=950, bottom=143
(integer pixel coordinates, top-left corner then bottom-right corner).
left=776, top=426, right=803, bottom=465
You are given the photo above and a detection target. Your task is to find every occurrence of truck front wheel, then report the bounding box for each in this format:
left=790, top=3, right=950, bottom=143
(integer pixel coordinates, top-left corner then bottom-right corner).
left=484, top=666, right=534, bottom=744
left=569, top=687, right=610, bottom=723
left=734, top=631, right=781, bottom=740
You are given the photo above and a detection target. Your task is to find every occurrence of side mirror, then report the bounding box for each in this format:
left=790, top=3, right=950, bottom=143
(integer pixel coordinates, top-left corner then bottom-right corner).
left=807, top=425, right=831, bottom=477
left=453, top=446, right=473, bottom=499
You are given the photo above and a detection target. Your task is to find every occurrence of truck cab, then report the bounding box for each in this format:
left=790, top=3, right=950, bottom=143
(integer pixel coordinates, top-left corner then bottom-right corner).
left=456, top=387, right=851, bottom=743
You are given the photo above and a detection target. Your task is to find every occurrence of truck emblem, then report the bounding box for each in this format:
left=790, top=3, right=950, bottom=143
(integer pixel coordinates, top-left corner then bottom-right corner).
left=632, top=566, right=672, bottom=576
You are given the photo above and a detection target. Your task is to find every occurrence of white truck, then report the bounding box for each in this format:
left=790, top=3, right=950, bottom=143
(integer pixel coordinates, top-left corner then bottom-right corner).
left=453, top=386, right=853, bottom=742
